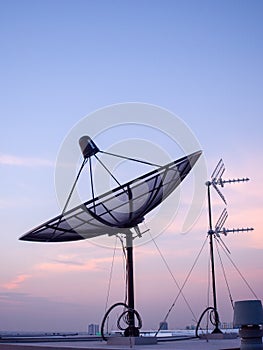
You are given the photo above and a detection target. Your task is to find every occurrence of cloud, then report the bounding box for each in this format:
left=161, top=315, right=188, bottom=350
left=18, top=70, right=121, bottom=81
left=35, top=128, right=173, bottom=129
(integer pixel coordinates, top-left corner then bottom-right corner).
left=0, top=291, right=80, bottom=307
left=2, top=274, right=32, bottom=290
left=35, top=255, right=121, bottom=273
left=0, top=291, right=44, bottom=304
left=0, top=154, right=53, bottom=167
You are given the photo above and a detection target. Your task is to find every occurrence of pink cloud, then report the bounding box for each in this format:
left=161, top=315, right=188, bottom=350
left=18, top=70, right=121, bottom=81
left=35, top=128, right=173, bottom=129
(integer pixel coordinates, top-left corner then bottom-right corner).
left=2, top=274, right=32, bottom=290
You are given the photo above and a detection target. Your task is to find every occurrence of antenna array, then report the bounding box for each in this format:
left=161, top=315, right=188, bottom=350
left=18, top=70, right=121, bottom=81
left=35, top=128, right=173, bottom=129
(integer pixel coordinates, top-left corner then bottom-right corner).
left=204, top=159, right=254, bottom=334
left=207, top=159, right=254, bottom=237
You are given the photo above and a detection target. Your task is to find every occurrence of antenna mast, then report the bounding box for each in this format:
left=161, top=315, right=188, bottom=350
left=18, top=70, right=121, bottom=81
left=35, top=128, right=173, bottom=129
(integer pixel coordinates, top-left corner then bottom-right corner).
left=206, top=159, right=253, bottom=334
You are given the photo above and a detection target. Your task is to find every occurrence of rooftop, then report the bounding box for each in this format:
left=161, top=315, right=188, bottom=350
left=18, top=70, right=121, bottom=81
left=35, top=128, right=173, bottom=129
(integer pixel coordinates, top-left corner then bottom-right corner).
left=0, top=336, right=241, bottom=350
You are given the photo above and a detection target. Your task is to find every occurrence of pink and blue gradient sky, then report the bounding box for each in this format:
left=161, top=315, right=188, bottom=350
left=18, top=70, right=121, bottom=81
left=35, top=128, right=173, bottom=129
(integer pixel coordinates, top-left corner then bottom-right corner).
left=0, top=0, right=263, bottom=332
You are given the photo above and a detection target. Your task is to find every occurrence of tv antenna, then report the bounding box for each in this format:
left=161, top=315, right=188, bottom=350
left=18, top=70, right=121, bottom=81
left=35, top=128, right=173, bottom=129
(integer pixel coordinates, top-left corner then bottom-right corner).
left=20, top=136, right=202, bottom=342
left=205, top=159, right=253, bottom=334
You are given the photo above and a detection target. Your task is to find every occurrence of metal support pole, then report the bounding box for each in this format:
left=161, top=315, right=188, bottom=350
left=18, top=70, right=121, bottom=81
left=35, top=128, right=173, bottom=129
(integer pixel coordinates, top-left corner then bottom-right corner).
left=125, top=233, right=139, bottom=337
left=207, top=183, right=222, bottom=334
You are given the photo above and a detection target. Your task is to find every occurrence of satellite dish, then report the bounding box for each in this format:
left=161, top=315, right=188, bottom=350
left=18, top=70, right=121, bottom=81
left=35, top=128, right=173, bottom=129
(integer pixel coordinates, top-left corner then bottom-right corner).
left=20, top=150, right=201, bottom=243
left=19, top=136, right=202, bottom=340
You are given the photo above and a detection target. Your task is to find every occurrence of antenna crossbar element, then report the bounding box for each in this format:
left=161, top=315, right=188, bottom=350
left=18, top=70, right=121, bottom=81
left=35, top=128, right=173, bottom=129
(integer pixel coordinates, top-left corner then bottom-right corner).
left=212, top=182, right=227, bottom=205
left=211, top=159, right=225, bottom=182
left=212, top=177, right=249, bottom=186
left=215, top=209, right=228, bottom=236
left=219, top=178, right=250, bottom=185
left=220, top=227, right=254, bottom=235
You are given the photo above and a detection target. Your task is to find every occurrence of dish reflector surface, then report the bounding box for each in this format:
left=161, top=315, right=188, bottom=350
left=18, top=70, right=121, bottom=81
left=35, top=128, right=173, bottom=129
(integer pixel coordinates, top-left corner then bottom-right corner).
left=20, top=151, right=201, bottom=242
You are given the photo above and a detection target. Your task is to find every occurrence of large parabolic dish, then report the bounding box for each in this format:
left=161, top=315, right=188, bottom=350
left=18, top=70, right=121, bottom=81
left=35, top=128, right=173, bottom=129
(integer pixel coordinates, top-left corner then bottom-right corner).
left=19, top=148, right=201, bottom=243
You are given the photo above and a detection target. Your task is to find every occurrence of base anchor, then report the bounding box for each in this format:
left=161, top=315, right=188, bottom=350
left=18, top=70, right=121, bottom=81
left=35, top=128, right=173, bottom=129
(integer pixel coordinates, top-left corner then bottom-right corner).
left=107, top=336, right=158, bottom=346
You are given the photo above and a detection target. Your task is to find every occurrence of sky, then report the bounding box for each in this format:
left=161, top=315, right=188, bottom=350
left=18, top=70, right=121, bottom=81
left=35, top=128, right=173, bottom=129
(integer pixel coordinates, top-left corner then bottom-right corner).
left=0, top=0, right=263, bottom=333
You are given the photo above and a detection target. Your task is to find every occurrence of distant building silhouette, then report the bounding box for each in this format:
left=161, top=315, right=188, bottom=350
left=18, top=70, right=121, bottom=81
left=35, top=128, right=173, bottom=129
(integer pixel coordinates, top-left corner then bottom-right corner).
left=185, top=324, right=195, bottom=330
left=88, top=323, right=99, bottom=335
left=159, top=321, right=168, bottom=330
left=222, top=321, right=233, bottom=329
